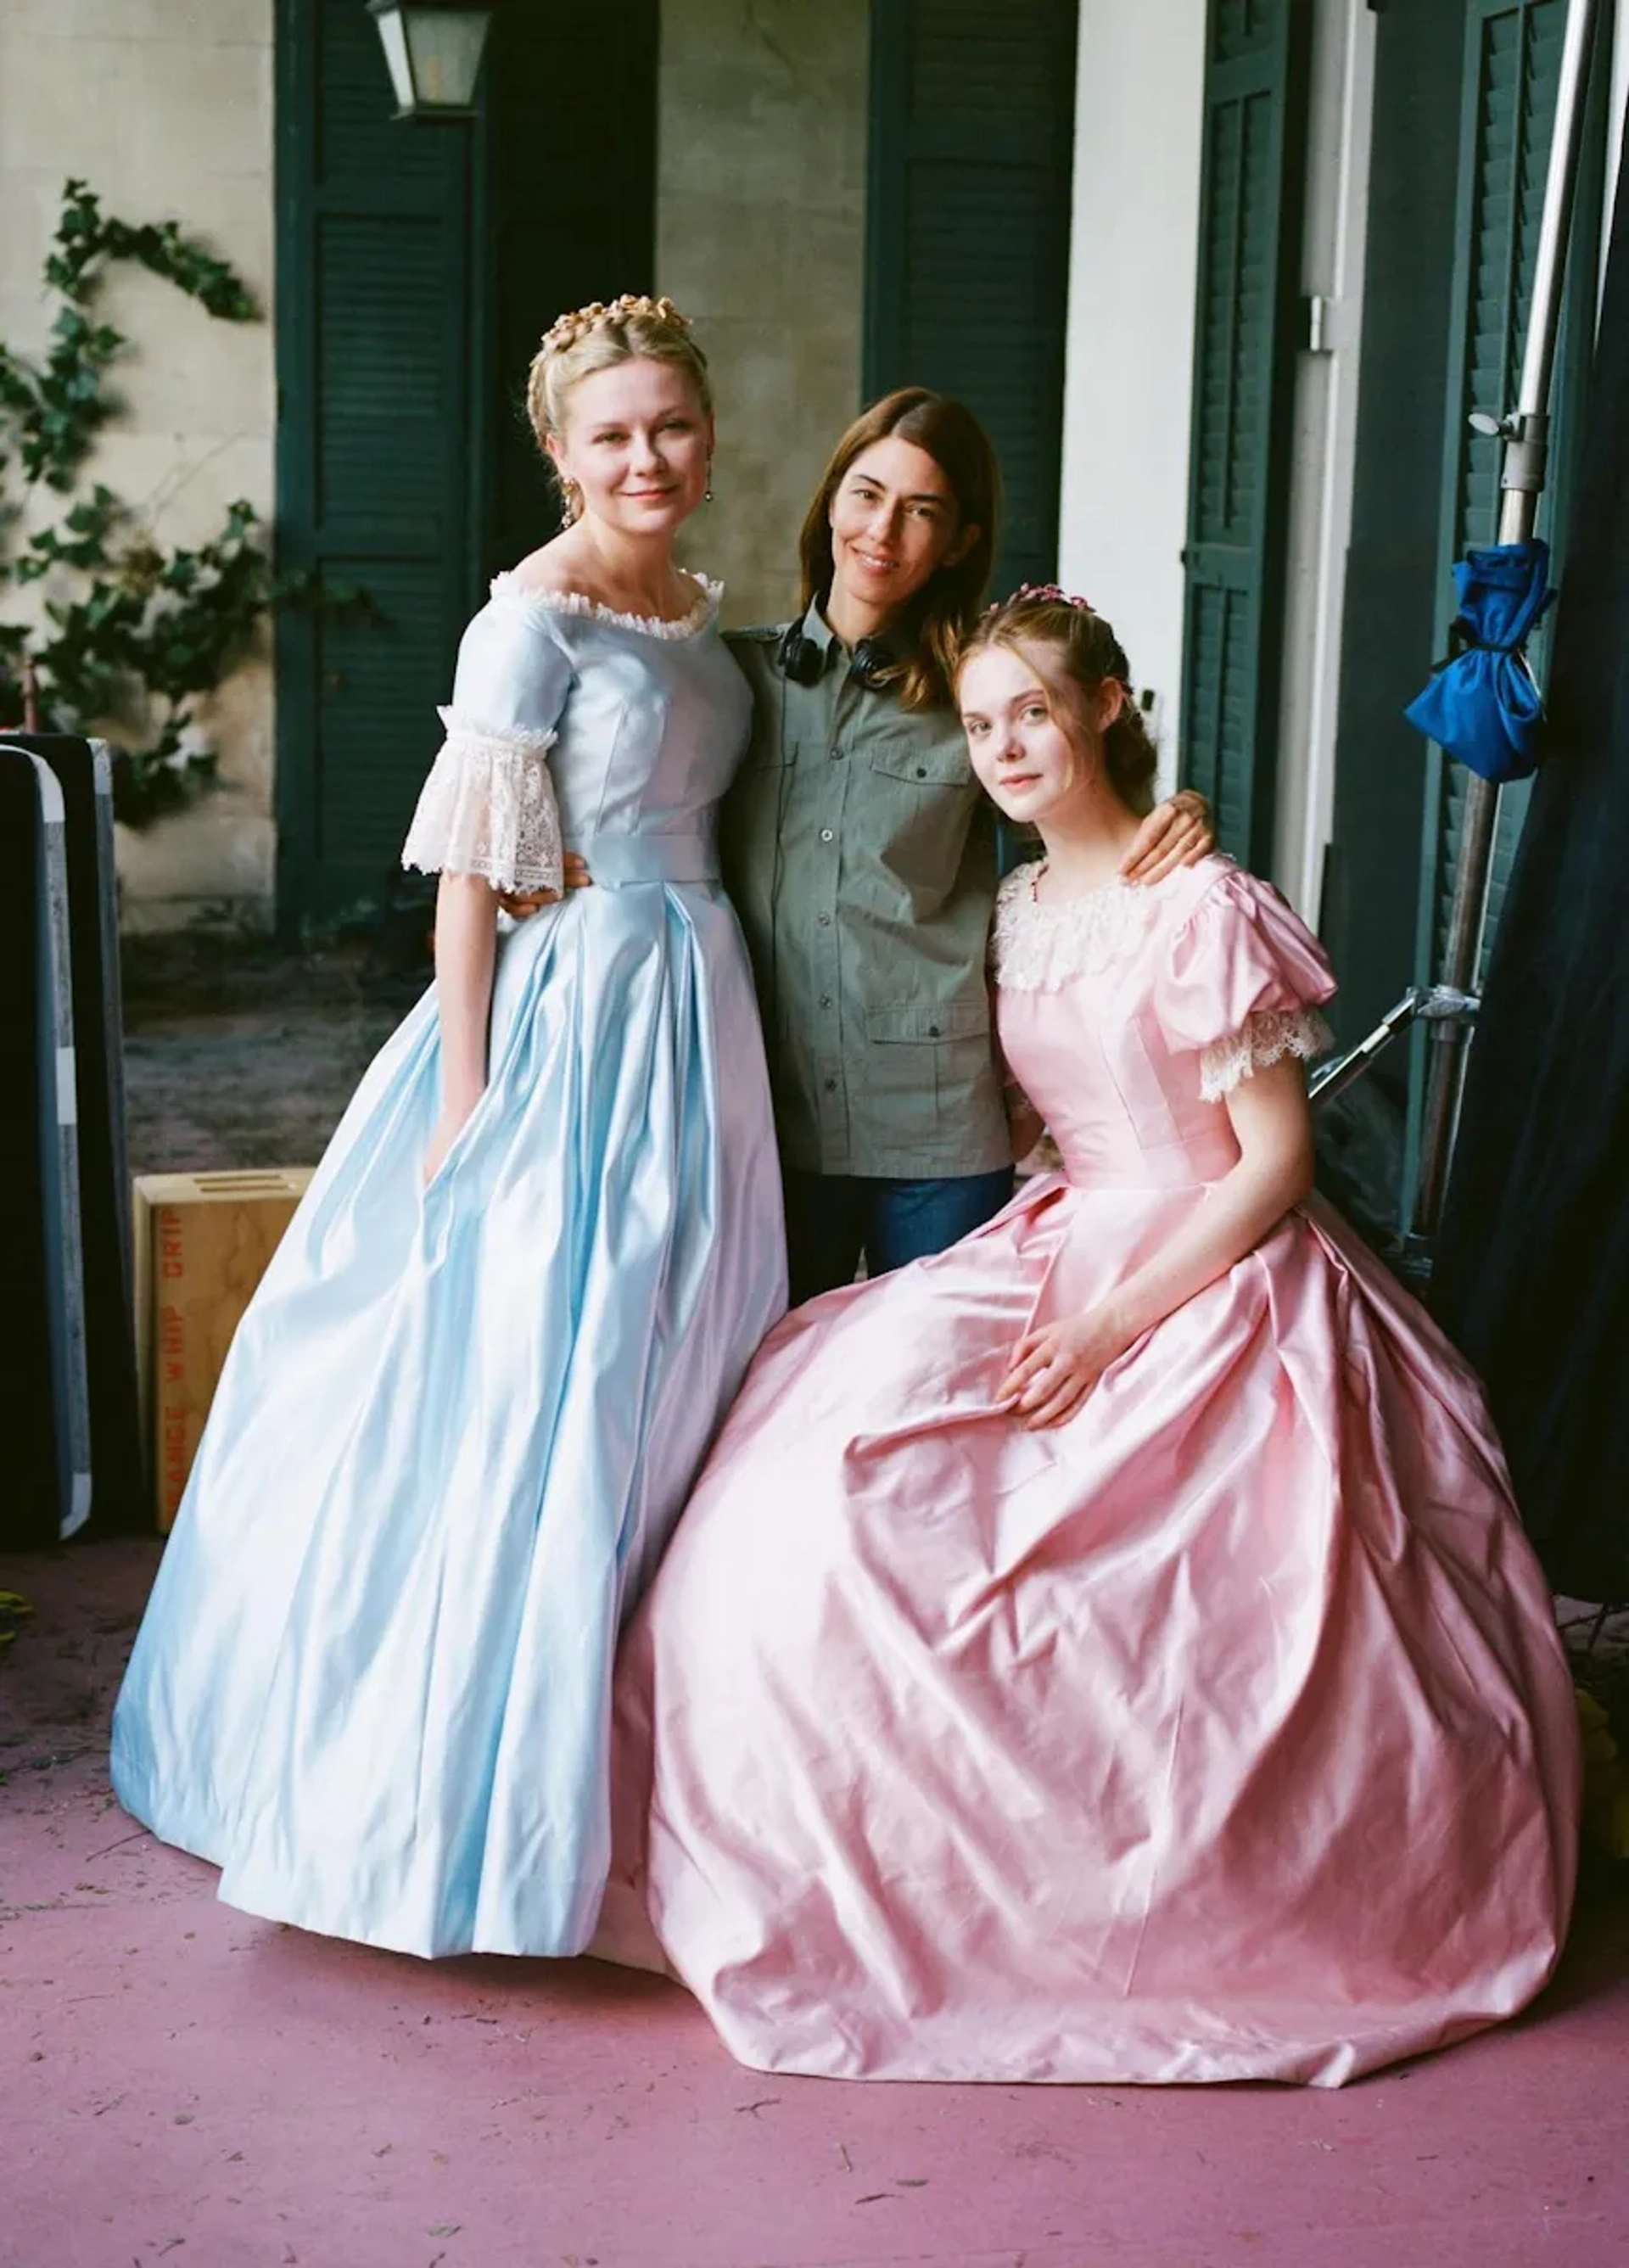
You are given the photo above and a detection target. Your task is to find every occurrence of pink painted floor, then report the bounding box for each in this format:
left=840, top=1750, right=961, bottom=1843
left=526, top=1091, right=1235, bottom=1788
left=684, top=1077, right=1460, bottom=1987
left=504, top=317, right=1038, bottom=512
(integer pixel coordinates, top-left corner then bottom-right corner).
left=4, top=1543, right=1628, bottom=2268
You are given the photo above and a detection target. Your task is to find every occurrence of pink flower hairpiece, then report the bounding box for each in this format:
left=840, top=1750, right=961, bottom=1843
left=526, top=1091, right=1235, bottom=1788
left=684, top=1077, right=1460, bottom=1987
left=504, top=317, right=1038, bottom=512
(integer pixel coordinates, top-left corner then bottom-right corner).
left=987, top=581, right=1095, bottom=615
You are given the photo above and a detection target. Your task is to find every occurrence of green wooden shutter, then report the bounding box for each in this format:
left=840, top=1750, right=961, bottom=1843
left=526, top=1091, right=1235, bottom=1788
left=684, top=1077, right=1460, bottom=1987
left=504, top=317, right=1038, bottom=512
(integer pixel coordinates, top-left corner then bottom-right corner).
left=1178, top=0, right=1311, bottom=869
left=1414, top=0, right=1606, bottom=988
left=275, top=0, right=477, bottom=924
left=865, top=0, right=1078, bottom=592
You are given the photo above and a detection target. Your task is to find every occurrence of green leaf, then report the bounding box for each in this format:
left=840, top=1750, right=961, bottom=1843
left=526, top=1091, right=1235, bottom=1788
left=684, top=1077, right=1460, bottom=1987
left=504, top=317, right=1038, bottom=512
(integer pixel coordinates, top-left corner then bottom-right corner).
left=1, top=177, right=370, bottom=827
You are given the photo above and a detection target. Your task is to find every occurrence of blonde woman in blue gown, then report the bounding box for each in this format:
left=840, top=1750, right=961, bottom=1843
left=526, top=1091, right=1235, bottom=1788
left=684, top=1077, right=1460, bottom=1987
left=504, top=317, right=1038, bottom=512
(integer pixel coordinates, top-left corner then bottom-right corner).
left=111, top=295, right=787, bottom=1958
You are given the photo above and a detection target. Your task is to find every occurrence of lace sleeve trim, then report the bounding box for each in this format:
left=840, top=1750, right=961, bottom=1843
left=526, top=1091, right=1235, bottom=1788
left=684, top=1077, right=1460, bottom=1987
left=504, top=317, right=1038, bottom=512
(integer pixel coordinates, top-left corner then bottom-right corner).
left=1198, top=1005, right=1333, bottom=1102
left=400, top=708, right=563, bottom=893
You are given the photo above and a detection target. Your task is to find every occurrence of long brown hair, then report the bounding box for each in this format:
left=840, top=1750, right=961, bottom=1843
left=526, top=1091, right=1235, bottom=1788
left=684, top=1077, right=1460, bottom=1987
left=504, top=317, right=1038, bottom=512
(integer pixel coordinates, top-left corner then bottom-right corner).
left=798, top=388, right=1000, bottom=711
left=957, top=589, right=1159, bottom=816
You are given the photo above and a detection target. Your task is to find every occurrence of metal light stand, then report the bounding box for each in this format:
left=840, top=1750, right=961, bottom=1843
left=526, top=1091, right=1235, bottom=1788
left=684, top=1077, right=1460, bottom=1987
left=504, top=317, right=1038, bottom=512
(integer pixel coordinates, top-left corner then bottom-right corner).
left=1308, top=0, right=1604, bottom=1273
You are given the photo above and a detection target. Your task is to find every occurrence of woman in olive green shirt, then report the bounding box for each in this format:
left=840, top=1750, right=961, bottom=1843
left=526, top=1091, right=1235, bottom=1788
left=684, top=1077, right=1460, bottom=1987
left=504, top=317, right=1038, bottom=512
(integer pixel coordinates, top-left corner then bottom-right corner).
left=526, top=385, right=1210, bottom=1301
left=720, top=388, right=1209, bottom=1300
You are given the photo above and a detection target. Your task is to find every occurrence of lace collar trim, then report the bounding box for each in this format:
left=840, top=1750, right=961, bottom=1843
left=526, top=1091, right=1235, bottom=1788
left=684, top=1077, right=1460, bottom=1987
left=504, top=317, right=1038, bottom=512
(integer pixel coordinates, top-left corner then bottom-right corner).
left=993, top=860, right=1173, bottom=992
left=490, top=571, right=722, bottom=641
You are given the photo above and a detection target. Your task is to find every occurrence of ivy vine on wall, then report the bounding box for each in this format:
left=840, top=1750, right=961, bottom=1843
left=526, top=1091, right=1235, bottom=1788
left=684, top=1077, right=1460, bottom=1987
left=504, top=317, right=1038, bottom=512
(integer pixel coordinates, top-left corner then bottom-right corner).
left=0, top=180, right=361, bottom=826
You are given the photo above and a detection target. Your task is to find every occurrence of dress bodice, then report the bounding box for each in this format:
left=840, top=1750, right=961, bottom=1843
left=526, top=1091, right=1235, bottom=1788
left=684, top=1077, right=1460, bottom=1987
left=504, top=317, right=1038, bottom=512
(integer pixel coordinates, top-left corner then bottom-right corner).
left=992, top=856, right=1335, bottom=1191
left=481, top=575, right=750, bottom=845
left=403, top=574, right=753, bottom=896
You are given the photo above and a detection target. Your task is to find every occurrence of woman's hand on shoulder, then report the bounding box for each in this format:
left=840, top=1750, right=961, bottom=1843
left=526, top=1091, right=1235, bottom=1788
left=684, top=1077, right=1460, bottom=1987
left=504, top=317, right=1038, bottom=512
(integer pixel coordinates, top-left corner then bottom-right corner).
left=1120, top=788, right=1214, bottom=886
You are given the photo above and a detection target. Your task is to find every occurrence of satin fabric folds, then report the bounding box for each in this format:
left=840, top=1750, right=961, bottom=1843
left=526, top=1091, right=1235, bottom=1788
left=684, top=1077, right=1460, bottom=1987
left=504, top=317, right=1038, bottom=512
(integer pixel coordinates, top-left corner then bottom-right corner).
left=604, top=858, right=1579, bottom=2086
left=112, top=585, right=787, bottom=1959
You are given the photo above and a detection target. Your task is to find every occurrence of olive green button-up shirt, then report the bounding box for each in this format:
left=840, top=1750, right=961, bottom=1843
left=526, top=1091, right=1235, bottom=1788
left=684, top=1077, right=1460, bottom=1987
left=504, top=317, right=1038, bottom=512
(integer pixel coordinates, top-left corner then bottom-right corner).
left=721, top=605, right=1010, bottom=1179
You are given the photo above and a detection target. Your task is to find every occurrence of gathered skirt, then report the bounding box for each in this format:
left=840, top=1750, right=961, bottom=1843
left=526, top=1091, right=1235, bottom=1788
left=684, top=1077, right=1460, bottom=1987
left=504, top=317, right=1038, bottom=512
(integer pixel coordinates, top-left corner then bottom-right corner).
left=113, top=882, right=786, bottom=1958
left=604, top=1173, right=1579, bottom=2085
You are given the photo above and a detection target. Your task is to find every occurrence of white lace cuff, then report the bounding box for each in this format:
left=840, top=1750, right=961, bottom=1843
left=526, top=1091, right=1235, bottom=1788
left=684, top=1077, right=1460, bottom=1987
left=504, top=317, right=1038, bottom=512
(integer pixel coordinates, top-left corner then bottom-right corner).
left=400, top=708, right=563, bottom=893
left=1198, top=1005, right=1333, bottom=1102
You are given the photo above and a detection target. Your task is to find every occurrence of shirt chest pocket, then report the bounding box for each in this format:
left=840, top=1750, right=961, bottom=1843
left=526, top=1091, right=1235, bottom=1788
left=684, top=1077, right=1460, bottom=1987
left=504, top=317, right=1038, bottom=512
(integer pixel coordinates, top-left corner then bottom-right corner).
left=867, top=738, right=975, bottom=792
left=864, top=736, right=979, bottom=895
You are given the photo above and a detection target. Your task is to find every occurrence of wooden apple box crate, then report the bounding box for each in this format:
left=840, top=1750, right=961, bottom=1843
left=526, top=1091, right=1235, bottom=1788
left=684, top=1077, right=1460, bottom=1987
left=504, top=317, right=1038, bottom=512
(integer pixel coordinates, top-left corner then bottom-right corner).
left=132, top=1168, right=314, bottom=1532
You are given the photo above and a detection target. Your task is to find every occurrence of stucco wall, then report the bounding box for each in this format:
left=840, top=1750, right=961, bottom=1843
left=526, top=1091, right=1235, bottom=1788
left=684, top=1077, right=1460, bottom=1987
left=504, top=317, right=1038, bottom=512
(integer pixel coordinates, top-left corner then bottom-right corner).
left=1271, top=0, right=1375, bottom=917
left=0, top=0, right=277, bottom=932
left=656, top=0, right=870, bottom=630
left=1057, top=0, right=1206, bottom=804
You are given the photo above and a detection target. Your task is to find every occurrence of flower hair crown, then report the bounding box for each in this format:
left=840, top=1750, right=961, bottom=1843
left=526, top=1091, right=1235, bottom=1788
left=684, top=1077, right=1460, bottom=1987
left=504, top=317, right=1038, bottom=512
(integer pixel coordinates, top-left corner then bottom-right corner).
left=986, top=580, right=1094, bottom=617
left=539, top=294, right=693, bottom=359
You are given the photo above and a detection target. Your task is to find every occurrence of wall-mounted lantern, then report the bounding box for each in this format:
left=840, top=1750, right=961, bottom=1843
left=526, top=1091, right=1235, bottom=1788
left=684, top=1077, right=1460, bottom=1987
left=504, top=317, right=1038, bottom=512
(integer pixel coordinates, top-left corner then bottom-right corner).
left=367, top=1, right=494, bottom=120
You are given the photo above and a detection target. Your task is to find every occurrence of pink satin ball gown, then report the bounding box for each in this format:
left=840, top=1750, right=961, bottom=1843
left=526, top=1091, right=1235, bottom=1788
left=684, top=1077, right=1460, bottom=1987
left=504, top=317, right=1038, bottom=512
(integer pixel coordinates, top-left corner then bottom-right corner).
left=602, top=854, right=1580, bottom=2086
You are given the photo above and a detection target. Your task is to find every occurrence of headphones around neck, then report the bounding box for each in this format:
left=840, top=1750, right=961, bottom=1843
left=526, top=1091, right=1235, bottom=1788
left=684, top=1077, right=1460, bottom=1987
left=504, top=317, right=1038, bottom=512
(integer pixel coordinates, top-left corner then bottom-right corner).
left=775, top=619, right=896, bottom=692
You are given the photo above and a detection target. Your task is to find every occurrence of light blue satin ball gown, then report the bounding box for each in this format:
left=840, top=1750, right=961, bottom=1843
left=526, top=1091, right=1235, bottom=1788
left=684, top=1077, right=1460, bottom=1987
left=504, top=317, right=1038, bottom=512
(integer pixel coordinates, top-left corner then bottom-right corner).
left=111, top=571, right=787, bottom=1958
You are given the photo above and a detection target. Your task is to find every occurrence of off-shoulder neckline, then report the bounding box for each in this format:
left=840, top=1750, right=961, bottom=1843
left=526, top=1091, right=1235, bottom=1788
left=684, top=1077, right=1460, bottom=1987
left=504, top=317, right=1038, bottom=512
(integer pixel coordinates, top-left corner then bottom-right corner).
left=489, top=570, right=723, bottom=641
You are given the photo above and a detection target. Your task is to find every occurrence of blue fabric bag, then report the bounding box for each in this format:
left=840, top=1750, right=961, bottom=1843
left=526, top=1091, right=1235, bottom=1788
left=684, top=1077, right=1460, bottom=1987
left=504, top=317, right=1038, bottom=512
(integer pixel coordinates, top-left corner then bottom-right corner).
left=1403, top=538, right=1556, bottom=782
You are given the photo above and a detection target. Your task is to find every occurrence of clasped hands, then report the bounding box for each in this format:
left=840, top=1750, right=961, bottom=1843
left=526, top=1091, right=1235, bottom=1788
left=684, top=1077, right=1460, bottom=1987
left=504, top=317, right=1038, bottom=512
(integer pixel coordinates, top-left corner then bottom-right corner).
left=997, top=1303, right=1137, bottom=1431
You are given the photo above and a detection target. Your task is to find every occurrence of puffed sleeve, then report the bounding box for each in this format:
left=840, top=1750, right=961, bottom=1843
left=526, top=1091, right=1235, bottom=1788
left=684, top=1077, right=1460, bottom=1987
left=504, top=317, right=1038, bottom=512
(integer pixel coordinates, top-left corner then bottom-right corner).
left=1156, top=866, right=1338, bottom=1102
left=400, top=599, right=571, bottom=893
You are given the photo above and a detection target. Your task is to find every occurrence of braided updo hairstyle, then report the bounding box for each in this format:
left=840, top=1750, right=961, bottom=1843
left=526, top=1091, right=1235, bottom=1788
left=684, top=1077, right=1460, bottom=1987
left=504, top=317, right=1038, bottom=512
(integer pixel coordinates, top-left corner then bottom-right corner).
left=955, top=587, right=1159, bottom=816
left=526, top=294, right=713, bottom=524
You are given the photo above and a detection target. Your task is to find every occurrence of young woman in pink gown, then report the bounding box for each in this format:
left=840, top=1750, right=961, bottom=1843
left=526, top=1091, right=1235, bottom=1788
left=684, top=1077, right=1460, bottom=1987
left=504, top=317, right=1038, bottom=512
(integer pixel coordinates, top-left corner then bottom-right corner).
left=602, top=588, right=1580, bottom=2087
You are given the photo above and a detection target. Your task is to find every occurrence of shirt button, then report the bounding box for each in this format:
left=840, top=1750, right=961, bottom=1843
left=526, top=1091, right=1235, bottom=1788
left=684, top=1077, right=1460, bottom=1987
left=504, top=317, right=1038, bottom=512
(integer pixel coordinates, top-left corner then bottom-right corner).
left=823, top=1077, right=837, bottom=1092
left=915, top=765, right=927, bottom=779
left=820, top=994, right=832, bottom=1009
left=818, top=913, right=831, bottom=927
left=820, top=827, right=835, bottom=843
left=927, top=1022, right=940, bottom=1037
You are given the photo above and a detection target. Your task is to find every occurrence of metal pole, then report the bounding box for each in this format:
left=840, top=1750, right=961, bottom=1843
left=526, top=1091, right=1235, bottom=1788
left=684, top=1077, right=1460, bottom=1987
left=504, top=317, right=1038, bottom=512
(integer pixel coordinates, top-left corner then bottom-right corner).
left=1309, top=981, right=1481, bottom=1110
left=1409, top=0, right=1603, bottom=1240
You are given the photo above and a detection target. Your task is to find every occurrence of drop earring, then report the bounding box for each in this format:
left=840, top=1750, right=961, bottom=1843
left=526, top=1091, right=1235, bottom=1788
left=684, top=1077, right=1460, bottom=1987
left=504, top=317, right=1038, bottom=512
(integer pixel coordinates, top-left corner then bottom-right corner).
left=704, top=459, right=714, bottom=505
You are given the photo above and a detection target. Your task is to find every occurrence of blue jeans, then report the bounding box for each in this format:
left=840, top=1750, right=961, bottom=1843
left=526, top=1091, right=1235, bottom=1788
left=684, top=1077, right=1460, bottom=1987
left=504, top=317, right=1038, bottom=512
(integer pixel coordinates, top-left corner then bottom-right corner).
left=783, top=1167, right=1016, bottom=1306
